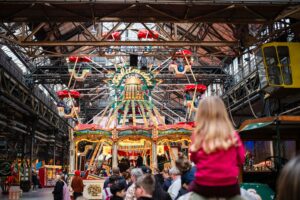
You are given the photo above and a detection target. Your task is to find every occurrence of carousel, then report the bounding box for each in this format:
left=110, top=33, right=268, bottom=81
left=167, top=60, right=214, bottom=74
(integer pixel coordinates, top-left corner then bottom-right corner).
left=72, top=66, right=194, bottom=173
left=55, top=46, right=207, bottom=174
left=56, top=42, right=204, bottom=198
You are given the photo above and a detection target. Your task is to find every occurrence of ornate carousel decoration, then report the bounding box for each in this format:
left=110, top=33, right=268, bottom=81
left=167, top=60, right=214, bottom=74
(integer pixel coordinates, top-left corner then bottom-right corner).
left=71, top=66, right=193, bottom=171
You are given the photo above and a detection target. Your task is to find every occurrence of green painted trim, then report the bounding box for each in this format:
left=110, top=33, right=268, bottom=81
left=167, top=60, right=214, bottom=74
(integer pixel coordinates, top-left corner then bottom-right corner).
left=240, top=122, right=273, bottom=132
left=118, top=129, right=152, bottom=138
left=74, top=130, right=112, bottom=137
left=158, top=129, right=192, bottom=136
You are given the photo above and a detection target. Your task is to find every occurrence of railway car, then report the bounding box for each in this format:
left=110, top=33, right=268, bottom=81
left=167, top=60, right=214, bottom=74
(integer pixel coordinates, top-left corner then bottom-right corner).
left=261, top=42, right=300, bottom=95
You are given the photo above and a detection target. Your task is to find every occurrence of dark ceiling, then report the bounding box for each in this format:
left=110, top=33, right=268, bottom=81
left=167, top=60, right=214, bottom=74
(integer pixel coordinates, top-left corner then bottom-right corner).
left=0, top=0, right=300, bottom=123
left=0, top=1, right=298, bottom=23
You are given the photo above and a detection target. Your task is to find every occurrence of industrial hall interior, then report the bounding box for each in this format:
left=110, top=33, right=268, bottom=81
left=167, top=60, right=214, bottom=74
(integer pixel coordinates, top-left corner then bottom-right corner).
left=1, top=1, right=300, bottom=200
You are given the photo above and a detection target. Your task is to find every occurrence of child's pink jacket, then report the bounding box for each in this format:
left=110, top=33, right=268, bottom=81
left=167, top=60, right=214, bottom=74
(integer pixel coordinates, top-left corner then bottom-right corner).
left=190, top=132, right=245, bottom=186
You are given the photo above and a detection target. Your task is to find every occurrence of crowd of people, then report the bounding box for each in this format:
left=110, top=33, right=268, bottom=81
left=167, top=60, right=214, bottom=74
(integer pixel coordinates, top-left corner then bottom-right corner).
left=52, top=96, right=300, bottom=200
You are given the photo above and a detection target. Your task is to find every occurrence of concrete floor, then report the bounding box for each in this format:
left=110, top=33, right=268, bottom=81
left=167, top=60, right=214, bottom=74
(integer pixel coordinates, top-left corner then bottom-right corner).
left=0, top=187, right=53, bottom=200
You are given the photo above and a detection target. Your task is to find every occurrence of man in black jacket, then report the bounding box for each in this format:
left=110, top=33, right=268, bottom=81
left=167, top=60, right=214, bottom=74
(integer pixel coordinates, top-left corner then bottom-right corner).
left=136, top=154, right=143, bottom=167
left=52, top=175, right=64, bottom=200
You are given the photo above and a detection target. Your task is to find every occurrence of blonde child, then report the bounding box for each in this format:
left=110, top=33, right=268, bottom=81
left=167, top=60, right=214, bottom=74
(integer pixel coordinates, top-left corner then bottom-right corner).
left=189, top=96, right=245, bottom=199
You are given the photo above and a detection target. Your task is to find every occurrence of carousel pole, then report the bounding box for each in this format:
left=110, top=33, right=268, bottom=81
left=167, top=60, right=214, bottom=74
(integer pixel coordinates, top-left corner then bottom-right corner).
left=152, top=129, right=158, bottom=170
left=112, top=129, right=118, bottom=168
left=75, top=142, right=78, bottom=171
left=152, top=141, right=157, bottom=170
left=69, top=130, right=75, bottom=172
left=112, top=142, right=118, bottom=168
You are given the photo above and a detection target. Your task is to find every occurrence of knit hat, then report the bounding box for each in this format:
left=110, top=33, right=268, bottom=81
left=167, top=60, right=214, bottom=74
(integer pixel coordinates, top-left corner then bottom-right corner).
left=75, top=170, right=81, bottom=176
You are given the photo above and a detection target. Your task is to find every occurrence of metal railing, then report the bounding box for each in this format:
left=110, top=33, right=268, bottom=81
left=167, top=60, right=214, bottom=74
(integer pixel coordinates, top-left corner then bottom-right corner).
left=224, top=53, right=266, bottom=93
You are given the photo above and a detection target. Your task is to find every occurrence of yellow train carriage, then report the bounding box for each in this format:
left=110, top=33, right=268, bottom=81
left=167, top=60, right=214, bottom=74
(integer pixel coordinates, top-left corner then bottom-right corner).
left=262, top=42, right=300, bottom=88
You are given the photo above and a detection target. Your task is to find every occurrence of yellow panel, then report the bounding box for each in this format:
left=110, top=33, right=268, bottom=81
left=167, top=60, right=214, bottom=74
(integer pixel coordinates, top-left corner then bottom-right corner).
left=119, top=139, right=146, bottom=146
left=262, top=42, right=300, bottom=88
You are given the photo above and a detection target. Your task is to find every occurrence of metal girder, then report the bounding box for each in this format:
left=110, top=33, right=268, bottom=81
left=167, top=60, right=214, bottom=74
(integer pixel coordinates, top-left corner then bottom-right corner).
left=162, top=23, right=236, bottom=65
left=5, top=44, right=60, bottom=103
left=17, top=40, right=237, bottom=47
left=0, top=52, right=70, bottom=131
left=0, top=67, right=68, bottom=131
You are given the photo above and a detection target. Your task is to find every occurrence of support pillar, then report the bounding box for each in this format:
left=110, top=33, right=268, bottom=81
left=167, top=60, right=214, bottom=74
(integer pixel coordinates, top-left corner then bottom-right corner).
left=53, top=130, right=56, bottom=165
left=21, top=133, right=26, bottom=161
left=61, top=137, right=65, bottom=167
left=112, top=142, right=118, bottom=168
left=152, top=142, right=157, bottom=169
left=29, top=117, right=37, bottom=185
left=29, top=129, right=34, bottom=185
left=46, top=143, right=50, bottom=164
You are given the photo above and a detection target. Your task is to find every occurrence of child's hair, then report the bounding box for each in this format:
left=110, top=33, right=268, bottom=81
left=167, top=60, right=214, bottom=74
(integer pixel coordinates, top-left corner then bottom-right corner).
left=108, top=175, right=119, bottom=184
left=122, top=171, right=131, bottom=180
left=110, top=182, right=126, bottom=196
left=191, top=96, right=237, bottom=154
left=175, top=157, right=192, bottom=173
left=136, top=174, right=155, bottom=196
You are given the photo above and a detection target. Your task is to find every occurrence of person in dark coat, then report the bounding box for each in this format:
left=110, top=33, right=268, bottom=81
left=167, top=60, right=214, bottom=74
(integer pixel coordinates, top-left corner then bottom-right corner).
left=154, top=168, right=164, bottom=187
left=153, top=179, right=172, bottom=200
left=136, top=154, right=143, bottom=167
left=32, top=171, right=39, bottom=190
left=161, top=169, right=172, bottom=192
left=103, top=167, right=127, bottom=189
left=53, top=175, right=64, bottom=200
left=119, top=158, right=130, bottom=173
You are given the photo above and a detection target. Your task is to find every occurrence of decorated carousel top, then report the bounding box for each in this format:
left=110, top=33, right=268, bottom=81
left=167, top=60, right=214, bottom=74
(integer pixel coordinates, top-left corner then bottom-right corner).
left=75, top=66, right=165, bottom=130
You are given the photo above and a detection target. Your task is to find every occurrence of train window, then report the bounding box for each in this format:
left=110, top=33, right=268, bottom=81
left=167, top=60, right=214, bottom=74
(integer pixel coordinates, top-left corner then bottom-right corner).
left=277, top=46, right=292, bottom=85
left=263, top=46, right=282, bottom=85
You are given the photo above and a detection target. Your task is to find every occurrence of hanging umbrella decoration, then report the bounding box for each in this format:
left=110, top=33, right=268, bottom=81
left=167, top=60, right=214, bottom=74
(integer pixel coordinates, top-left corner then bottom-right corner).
left=137, top=29, right=159, bottom=40
left=56, top=90, right=81, bottom=119
left=137, top=29, right=159, bottom=52
left=68, top=56, right=92, bottom=82
left=169, top=49, right=194, bottom=79
left=64, top=55, right=109, bottom=123
left=184, top=84, right=207, bottom=118
left=101, top=31, right=121, bottom=55
left=102, top=31, right=121, bottom=41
